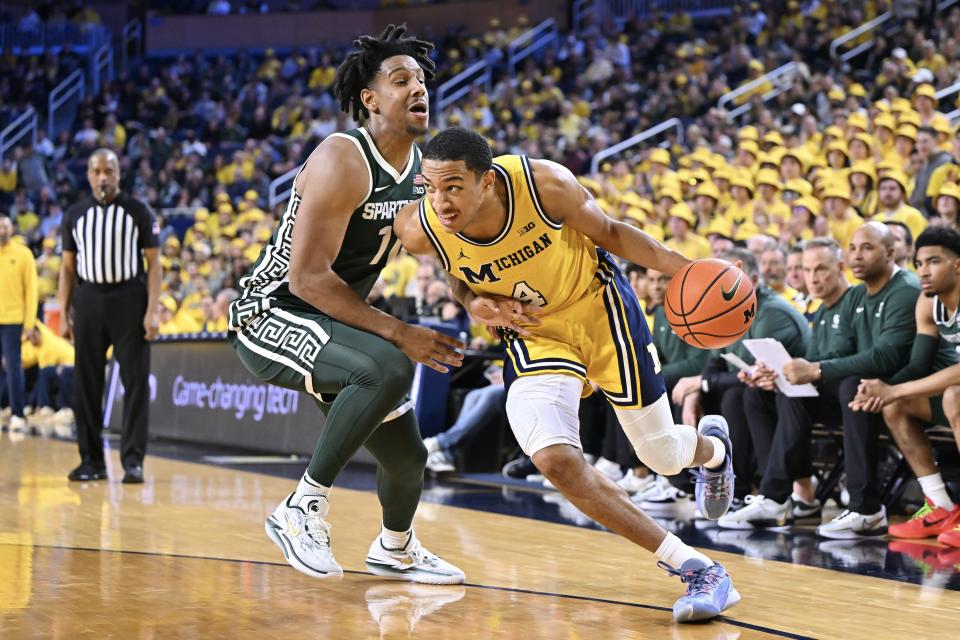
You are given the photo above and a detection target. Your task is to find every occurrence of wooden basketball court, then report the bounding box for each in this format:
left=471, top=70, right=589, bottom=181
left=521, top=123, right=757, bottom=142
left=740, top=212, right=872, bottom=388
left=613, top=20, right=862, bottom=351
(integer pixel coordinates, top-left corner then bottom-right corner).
left=1, top=435, right=958, bottom=639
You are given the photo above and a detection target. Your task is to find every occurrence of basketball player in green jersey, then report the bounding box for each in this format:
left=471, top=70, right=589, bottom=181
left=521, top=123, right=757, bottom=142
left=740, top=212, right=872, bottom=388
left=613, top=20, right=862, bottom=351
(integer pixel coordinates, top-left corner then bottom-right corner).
left=854, top=227, right=960, bottom=543
left=227, top=25, right=466, bottom=583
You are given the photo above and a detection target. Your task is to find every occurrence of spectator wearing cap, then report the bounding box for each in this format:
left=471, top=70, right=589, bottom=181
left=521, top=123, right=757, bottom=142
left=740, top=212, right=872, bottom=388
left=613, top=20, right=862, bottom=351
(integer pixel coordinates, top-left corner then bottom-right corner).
left=753, top=169, right=789, bottom=225
left=726, top=173, right=755, bottom=225
left=912, top=83, right=940, bottom=126
left=665, top=202, right=710, bottom=260
left=910, top=126, right=954, bottom=214
left=873, top=113, right=898, bottom=161
left=693, top=180, right=721, bottom=227
left=782, top=196, right=821, bottom=245
left=647, top=148, right=674, bottom=198
left=893, top=125, right=916, bottom=170
left=875, top=171, right=928, bottom=239
left=704, top=218, right=735, bottom=257
left=821, top=181, right=862, bottom=250
left=779, top=148, right=806, bottom=182
left=923, top=146, right=960, bottom=207
left=848, top=161, right=878, bottom=217
left=934, top=182, right=960, bottom=229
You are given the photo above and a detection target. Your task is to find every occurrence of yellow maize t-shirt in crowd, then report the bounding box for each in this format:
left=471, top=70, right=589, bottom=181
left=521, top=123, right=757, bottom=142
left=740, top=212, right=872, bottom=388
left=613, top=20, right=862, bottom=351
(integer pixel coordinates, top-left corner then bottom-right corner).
left=0, top=239, right=38, bottom=329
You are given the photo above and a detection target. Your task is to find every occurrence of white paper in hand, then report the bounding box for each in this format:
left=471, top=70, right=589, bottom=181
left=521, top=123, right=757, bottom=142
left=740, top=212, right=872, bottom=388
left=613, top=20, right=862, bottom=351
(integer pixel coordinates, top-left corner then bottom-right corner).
left=742, top=338, right=819, bottom=397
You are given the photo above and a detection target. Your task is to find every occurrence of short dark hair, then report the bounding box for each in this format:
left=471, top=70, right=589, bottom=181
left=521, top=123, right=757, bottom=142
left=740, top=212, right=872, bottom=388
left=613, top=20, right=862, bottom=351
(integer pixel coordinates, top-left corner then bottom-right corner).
left=884, top=219, right=913, bottom=246
left=423, top=127, right=493, bottom=176
left=788, top=244, right=804, bottom=256
left=915, top=226, right=960, bottom=258
left=625, top=263, right=648, bottom=278
left=720, top=247, right=759, bottom=279
left=333, top=24, right=435, bottom=122
left=917, top=126, right=937, bottom=138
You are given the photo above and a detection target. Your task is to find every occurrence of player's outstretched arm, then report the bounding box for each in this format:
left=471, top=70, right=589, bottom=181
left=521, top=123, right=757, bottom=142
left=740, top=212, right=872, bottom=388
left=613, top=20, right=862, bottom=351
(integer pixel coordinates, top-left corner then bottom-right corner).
left=529, top=159, right=691, bottom=276
left=290, top=142, right=463, bottom=372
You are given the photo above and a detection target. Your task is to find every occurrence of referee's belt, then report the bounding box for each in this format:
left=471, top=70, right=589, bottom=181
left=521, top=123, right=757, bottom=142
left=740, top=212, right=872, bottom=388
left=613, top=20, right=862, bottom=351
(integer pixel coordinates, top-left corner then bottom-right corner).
left=78, top=278, right=144, bottom=291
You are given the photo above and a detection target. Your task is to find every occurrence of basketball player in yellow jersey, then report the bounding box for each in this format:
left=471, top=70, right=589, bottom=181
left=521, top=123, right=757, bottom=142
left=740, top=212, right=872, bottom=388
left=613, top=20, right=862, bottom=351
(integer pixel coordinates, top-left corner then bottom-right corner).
left=394, top=128, right=740, bottom=623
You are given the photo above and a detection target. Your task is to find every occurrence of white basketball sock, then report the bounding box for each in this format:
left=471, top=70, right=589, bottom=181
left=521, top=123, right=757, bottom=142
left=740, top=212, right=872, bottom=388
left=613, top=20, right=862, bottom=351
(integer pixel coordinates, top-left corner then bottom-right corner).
left=655, top=532, right=712, bottom=568
left=380, top=526, right=413, bottom=550
left=705, top=436, right=726, bottom=470
left=918, top=472, right=955, bottom=510
left=292, top=472, right=331, bottom=513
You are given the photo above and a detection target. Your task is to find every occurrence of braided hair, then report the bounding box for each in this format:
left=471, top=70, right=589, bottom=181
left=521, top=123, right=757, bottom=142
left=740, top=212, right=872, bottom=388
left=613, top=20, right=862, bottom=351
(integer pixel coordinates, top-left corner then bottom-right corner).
left=333, top=24, right=435, bottom=122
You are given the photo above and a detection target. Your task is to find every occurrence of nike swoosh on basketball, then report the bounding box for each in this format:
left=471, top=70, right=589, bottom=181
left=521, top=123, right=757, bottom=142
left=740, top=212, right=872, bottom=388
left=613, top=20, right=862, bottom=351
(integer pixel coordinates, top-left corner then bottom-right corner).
left=720, top=273, right=742, bottom=301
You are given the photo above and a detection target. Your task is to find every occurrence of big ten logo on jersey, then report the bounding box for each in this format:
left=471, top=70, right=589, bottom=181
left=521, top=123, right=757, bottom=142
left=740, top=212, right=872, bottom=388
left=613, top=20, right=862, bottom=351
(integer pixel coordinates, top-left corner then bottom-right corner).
left=362, top=199, right=416, bottom=220
left=413, top=173, right=426, bottom=196
left=517, top=221, right=536, bottom=236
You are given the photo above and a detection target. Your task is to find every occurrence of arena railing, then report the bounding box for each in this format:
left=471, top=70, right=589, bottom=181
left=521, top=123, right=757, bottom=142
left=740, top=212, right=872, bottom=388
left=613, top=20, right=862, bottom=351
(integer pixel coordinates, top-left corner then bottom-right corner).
left=47, top=69, right=85, bottom=140
left=716, top=61, right=798, bottom=122
left=0, top=107, right=38, bottom=161
left=268, top=166, right=299, bottom=210
left=829, top=11, right=893, bottom=62
left=937, top=82, right=960, bottom=124
left=121, top=19, right=143, bottom=71
left=435, top=59, right=493, bottom=127
left=507, top=18, right=559, bottom=77
left=572, top=0, right=595, bottom=33
left=589, top=117, right=684, bottom=175
left=91, top=43, right=114, bottom=96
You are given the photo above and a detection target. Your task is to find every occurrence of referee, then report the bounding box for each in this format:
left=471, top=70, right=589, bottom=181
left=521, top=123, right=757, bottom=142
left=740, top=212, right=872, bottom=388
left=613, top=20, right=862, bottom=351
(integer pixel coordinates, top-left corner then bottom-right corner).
left=57, top=148, right=161, bottom=484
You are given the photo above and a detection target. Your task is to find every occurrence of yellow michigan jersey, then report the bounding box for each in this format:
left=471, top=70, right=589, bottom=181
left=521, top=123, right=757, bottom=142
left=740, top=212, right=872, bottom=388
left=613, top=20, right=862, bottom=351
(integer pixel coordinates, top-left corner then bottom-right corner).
left=420, top=155, right=666, bottom=409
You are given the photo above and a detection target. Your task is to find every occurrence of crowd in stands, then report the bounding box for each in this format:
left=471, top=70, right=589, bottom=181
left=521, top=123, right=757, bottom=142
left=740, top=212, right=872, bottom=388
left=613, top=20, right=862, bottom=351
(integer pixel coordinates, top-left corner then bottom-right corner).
left=4, top=1, right=960, bottom=551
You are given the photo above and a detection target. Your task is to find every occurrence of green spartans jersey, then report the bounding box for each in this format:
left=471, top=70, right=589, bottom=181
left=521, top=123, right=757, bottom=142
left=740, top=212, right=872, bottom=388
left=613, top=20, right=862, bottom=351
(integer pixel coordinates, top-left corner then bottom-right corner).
left=933, top=294, right=960, bottom=360
left=229, top=127, right=424, bottom=329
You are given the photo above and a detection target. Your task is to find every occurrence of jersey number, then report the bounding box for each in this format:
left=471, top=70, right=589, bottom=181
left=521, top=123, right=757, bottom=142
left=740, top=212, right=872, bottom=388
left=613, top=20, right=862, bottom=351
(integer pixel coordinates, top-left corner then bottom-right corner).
left=370, top=226, right=404, bottom=265
left=647, top=343, right=662, bottom=375
left=512, top=281, right=548, bottom=306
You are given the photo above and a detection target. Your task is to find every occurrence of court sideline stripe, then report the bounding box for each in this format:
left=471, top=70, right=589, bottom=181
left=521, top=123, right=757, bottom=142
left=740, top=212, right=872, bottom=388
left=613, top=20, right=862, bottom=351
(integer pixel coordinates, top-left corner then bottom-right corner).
left=2, top=541, right=813, bottom=640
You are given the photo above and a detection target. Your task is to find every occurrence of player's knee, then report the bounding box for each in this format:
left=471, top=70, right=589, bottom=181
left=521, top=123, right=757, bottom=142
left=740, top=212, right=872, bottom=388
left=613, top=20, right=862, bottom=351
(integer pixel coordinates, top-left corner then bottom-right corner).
left=634, top=430, right=692, bottom=476
left=532, top=445, right=585, bottom=487
left=351, top=345, right=414, bottom=402
left=616, top=396, right=697, bottom=476
left=943, top=386, right=960, bottom=415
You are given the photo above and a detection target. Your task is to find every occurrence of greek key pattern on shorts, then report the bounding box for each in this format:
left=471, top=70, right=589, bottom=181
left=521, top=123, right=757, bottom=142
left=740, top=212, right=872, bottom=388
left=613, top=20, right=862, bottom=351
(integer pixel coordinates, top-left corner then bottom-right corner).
left=246, top=310, right=324, bottom=371
left=230, top=188, right=301, bottom=329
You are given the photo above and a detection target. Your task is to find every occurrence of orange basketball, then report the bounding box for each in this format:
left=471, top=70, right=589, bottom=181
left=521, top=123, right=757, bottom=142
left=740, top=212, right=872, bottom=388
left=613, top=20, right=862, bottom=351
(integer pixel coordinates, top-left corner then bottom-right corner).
left=664, top=259, right=756, bottom=349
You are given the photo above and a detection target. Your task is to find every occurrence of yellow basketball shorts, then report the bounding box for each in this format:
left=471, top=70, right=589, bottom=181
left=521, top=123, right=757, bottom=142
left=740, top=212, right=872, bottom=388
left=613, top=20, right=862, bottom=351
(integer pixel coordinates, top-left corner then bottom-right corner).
left=503, top=252, right=666, bottom=410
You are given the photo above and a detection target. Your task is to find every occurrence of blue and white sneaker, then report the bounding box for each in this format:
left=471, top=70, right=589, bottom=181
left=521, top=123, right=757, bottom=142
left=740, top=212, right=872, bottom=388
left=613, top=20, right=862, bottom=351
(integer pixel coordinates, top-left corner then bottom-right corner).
left=659, top=558, right=741, bottom=622
left=691, top=415, right=734, bottom=520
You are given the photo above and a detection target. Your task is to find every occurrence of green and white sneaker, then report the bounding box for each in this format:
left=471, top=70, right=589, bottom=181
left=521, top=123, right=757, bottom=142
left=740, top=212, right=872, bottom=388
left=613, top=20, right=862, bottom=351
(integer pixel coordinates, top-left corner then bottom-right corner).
left=366, top=532, right=465, bottom=585
left=264, top=492, right=343, bottom=578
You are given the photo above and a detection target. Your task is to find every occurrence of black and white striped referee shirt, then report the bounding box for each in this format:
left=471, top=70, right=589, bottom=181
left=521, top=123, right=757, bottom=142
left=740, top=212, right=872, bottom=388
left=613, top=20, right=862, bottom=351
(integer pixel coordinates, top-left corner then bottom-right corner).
left=62, top=193, right=159, bottom=284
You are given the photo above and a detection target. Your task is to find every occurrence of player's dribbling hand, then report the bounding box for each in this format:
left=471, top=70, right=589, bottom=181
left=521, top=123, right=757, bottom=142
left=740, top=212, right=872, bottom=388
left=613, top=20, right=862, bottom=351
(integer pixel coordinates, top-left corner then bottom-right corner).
left=468, top=294, right=542, bottom=337
left=394, top=324, right=466, bottom=373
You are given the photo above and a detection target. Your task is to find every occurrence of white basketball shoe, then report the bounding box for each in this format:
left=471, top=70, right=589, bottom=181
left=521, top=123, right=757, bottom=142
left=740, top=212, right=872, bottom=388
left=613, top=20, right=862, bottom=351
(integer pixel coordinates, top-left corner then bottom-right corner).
left=365, top=531, right=465, bottom=585
left=264, top=492, right=343, bottom=578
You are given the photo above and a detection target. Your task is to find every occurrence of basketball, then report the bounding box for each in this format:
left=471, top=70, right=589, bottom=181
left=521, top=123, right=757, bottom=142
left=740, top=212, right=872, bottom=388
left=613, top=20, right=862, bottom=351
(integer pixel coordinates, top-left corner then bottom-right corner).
left=664, top=259, right=756, bottom=349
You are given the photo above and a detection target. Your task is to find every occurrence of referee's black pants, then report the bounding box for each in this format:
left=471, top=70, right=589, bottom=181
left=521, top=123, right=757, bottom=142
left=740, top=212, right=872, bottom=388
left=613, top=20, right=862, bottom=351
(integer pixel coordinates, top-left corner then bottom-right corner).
left=760, top=376, right=884, bottom=513
left=73, top=280, right=150, bottom=471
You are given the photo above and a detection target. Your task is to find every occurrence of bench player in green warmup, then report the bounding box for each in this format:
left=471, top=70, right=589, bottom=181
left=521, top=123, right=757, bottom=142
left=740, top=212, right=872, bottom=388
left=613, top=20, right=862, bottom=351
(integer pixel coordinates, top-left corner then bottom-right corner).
left=854, top=227, right=960, bottom=545
left=227, top=26, right=466, bottom=583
